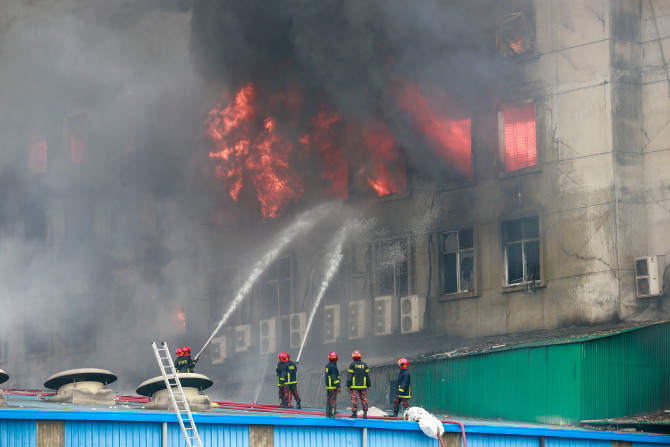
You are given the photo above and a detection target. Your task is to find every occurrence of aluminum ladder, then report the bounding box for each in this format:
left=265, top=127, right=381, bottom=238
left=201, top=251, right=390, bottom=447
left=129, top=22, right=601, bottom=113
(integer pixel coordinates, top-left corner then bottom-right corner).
left=151, top=341, right=203, bottom=447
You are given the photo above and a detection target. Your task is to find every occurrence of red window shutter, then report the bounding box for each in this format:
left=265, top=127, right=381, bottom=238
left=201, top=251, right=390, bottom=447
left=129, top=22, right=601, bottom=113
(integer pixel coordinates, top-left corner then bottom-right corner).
left=504, top=104, right=536, bottom=172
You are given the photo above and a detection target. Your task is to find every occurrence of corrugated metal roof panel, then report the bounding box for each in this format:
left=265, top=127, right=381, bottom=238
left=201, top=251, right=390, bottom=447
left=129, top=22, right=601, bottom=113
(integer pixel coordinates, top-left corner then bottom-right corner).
left=465, top=433, right=540, bottom=447
left=368, top=427, right=437, bottom=447
left=545, top=437, right=611, bottom=447
left=66, top=420, right=162, bottom=447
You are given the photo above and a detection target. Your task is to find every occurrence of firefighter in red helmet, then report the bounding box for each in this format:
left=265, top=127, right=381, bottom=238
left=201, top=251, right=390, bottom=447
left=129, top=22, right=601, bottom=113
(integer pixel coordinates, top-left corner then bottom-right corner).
left=346, top=350, right=371, bottom=418
left=174, top=346, right=197, bottom=373
left=324, top=351, right=341, bottom=418
left=276, top=352, right=301, bottom=408
left=391, top=358, right=411, bottom=417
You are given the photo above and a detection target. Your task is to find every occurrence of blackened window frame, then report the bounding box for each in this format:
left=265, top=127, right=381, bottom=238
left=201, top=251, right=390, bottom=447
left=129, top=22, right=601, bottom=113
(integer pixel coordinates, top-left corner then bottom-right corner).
left=263, top=255, right=294, bottom=319
left=502, top=215, right=542, bottom=288
left=439, top=228, right=476, bottom=300
left=497, top=0, right=536, bottom=61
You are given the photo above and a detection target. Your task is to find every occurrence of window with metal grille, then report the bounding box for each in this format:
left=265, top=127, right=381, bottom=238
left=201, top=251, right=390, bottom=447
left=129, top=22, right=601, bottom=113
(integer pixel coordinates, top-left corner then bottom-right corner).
left=502, top=216, right=540, bottom=286
left=263, top=256, right=293, bottom=319
left=498, top=0, right=535, bottom=59
left=440, top=228, right=474, bottom=295
left=502, top=104, right=536, bottom=172
left=374, top=238, right=409, bottom=297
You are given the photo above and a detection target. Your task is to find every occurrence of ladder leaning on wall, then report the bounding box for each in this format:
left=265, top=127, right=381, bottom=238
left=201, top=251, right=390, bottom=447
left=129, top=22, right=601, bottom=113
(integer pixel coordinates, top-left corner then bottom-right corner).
left=151, top=341, right=203, bottom=447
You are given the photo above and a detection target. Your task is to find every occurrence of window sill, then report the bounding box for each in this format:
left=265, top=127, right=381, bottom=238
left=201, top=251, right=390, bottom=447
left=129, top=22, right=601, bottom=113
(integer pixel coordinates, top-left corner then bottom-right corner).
left=497, top=163, right=541, bottom=180
left=501, top=280, right=544, bottom=293
left=439, top=290, right=477, bottom=301
left=436, top=178, right=476, bottom=192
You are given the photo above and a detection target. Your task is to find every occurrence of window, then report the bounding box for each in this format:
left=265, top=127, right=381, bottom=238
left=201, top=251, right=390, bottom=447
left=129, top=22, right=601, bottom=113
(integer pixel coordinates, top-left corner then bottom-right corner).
left=263, top=256, right=293, bottom=319
left=64, top=111, right=90, bottom=164
left=440, top=228, right=474, bottom=295
left=374, top=238, right=409, bottom=297
left=498, top=0, right=535, bottom=59
left=502, top=216, right=540, bottom=286
left=501, top=104, right=536, bottom=172
left=28, top=134, right=47, bottom=174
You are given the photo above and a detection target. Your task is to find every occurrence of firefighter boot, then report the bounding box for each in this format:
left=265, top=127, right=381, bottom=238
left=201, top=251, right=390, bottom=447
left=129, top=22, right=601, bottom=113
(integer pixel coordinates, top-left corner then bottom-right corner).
left=296, top=398, right=301, bottom=410
left=350, top=411, right=357, bottom=419
left=363, top=410, right=367, bottom=419
left=325, top=403, right=332, bottom=418
left=331, top=405, right=337, bottom=418
left=392, top=404, right=399, bottom=417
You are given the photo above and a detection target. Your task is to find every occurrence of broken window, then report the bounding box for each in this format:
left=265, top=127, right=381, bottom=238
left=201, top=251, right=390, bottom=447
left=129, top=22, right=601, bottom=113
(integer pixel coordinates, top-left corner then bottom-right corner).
left=263, top=256, right=293, bottom=319
left=374, top=237, right=410, bottom=298
left=440, top=228, right=475, bottom=295
left=28, top=134, right=47, bottom=174
left=502, top=216, right=540, bottom=286
left=501, top=104, right=537, bottom=172
left=499, top=0, right=535, bottom=59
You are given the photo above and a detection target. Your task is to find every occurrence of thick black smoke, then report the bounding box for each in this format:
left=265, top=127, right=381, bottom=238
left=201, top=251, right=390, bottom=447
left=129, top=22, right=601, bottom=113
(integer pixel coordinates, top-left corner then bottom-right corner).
left=190, top=0, right=510, bottom=180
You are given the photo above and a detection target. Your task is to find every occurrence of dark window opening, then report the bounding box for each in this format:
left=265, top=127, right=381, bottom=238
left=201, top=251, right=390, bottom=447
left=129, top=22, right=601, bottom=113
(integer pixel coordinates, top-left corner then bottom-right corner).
left=374, top=238, right=409, bottom=297
left=440, top=228, right=474, bottom=295
left=263, top=256, right=293, bottom=319
left=503, top=216, right=540, bottom=286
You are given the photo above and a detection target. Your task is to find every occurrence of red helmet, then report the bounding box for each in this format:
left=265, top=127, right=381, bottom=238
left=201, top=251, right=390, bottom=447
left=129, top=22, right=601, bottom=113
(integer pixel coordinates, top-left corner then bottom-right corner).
left=352, top=350, right=361, bottom=360
left=278, top=352, right=289, bottom=362
left=398, top=358, right=409, bottom=369
left=328, top=352, right=338, bottom=361
left=183, top=346, right=191, bottom=355
left=176, top=348, right=184, bottom=357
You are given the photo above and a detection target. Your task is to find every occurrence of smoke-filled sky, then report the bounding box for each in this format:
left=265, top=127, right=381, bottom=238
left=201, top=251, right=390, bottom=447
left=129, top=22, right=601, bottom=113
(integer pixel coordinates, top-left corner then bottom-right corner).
left=0, top=0, right=509, bottom=393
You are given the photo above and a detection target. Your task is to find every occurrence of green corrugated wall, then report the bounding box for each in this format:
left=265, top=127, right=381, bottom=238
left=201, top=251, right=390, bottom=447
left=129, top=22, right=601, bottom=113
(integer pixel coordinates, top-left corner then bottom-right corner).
left=368, top=322, right=670, bottom=425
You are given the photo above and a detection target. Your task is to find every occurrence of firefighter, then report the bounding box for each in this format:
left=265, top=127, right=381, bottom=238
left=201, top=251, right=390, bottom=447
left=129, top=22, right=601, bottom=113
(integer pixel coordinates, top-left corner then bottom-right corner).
left=346, top=350, right=371, bottom=419
left=276, top=352, right=301, bottom=409
left=175, top=346, right=197, bottom=373
left=324, top=351, right=341, bottom=418
left=392, top=358, right=411, bottom=417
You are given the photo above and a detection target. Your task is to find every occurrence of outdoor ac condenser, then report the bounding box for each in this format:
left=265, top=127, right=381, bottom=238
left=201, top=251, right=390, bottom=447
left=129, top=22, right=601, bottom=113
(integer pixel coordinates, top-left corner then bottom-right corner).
left=374, top=295, right=398, bottom=336
left=259, top=318, right=281, bottom=355
left=210, top=336, right=228, bottom=364
left=400, top=295, right=426, bottom=334
left=235, top=324, right=251, bottom=352
left=635, top=256, right=665, bottom=298
left=347, top=300, right=368, bottom=340
left=324, top=304, right=340, bottom=344
left=289, top=312, right=306, bottom=349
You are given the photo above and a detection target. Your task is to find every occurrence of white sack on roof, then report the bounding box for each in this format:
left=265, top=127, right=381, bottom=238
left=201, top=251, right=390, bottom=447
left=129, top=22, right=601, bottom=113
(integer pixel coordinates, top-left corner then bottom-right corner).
left=404, top=407, right=445, bottom=439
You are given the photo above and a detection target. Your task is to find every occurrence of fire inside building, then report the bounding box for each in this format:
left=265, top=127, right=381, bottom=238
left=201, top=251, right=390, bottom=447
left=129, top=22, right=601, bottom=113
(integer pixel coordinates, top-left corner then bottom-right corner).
left=1, top=0, right=670, bottom=441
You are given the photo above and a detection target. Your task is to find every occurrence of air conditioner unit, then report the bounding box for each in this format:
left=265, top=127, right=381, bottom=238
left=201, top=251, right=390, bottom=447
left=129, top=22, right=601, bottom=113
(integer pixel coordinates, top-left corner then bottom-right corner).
left=347, top=300, right=369, bottom=340
left=210, top=336, right=228, bottom=364
left=289, top=312, right=306, bottom=349
left=260, top=318, right=282, bottom=355
left=374, top=295, right=398, bottom=336
left=400, top=295, right=426, bottom=334
left=324, top=304, right=340, bottom=344
left=635, top=256, right=665, bottom=298
left=235, top=324, right=251, bottom=352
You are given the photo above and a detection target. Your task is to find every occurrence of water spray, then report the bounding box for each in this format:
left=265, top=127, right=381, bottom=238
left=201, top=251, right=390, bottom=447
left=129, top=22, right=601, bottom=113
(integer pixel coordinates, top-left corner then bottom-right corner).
left=195, top=203, right=335, bottom=361
left=295, top=218, right=374, bottom=363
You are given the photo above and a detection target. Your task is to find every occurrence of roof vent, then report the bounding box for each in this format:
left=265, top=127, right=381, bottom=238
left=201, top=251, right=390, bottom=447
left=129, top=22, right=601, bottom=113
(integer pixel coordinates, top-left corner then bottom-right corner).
left=44, top=368, right=117, bottom=405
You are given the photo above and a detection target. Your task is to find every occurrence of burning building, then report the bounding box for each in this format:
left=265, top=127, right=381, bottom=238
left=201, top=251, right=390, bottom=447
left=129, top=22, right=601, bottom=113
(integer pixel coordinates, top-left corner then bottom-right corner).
left=1, top=0, right=670, bottom=413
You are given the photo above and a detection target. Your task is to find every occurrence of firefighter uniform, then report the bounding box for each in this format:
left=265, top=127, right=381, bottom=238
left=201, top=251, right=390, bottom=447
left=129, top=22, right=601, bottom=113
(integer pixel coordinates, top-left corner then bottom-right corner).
left=174, top=355, right=197, bottom=373
left=277, top=359, right=301, bottom=408
left=346, top=358, right=371, bottom=418
left=393, top=367, right=411, bottom=416
left=324, top=359, right=341, bottom=418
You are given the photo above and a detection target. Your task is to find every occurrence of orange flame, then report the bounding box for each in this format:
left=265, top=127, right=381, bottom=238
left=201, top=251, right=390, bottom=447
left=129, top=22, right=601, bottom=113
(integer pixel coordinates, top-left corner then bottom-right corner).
left=360, top=119, right=406, bottom=196
left=397, top=82, right=471, bottom=178
left=300, top=110, right=348, bottom=199
left=205, top=83, right=304, bottom=218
